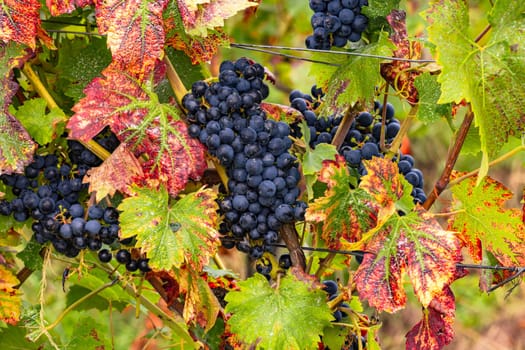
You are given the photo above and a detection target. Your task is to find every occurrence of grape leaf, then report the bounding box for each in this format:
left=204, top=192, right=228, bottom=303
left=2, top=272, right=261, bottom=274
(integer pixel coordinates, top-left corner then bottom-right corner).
left=360, top=157, right=415, bottom=218
left=361, top=0, right=400, bottom=34
left=95, top=0, right=168, bottom=79
left=301, top=143, right=338, bottom=176
left=380, top=10, right=422, bottom=105
left=224, top=273, right=333, bottom=350
left=174, top=267, right=221, bottom=331
left=164, top=1, right=230, bottom=64
left=355, top=208, right=461, bottom=312
left=14, top=98, right=66, bottom=145
left=46, top=0, right=94, bottom=16
left=62, top=312, right=109, bottom=350
left=310, top=32, right=394, bottom=117
left=68, top=65, right=207, bottom=196
left=260, top=102, right=303, bottom=124
left=176, top=0, right=258, bottom=37
left=448, top=173, right=523, bottom=263
left=426, top=0, right=525, bottom=178
left=16, top=239, right=42, bottom=271
left=119, top=186, right=220, bottom=270
left=0, top=43, right=36, bottom=174
left=414, top=73, right=452, bottom=124
left=405, top=285, right=456, bottom=350
left=56, top=37, right=112, bottom=102
left=83, top=143, right=144, bottom=202
left=306, top=156, right=378, bottom=250
left=0, top=0, right=41, bottom=48
left=0, top=265, right=21, bottom=325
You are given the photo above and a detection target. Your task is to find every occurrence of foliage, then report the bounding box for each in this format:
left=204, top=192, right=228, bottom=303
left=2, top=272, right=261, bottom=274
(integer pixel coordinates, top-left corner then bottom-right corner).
left=0, top=0, right=524, bottom=350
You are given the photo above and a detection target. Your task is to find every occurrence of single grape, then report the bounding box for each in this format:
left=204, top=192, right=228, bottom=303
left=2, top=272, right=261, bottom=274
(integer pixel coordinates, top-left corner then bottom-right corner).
left=115, top=249, right=132, bottom=264
left=98, top=249, right=112, bottom=263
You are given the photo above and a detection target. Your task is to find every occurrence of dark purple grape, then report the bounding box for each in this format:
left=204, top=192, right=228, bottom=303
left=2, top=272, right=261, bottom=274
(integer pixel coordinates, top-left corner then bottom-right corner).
left=98, top=249, right=112, bottom=263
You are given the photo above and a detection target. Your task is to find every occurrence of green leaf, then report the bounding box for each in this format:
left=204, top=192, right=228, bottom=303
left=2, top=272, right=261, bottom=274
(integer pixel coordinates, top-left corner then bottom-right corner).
left=14, top=98, right=66, bottom=145
left=449, top=174, right=523, bottom=262
left=166, top=47, right=207, bottom=91
left=426, top=0, right=525, bottom=178
left=0, top=42, right=36, bottom=174
left=225, top=274, right=333, bottom=350
left=56, top=37, right=112, bottom=102
left=65, top=286, right=127, bottom=312
left=60, top=311, right=110, bottom=350
left=119, top=186, right=220, bottom=270
left=362, top=0, right=401, bottom=34
left=16, top=239, right=43, bottom=271
left=302, top=143, right=338, bottom=176
left=310, top=32, right=394, bottom=117
left=70, top=269, right=128, bottom=304
left=414, top=72, right=452, bottom=123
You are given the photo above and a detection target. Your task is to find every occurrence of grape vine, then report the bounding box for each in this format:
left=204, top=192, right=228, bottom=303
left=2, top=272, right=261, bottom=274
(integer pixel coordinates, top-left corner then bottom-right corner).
left=0, top=1, right=524, bottom=350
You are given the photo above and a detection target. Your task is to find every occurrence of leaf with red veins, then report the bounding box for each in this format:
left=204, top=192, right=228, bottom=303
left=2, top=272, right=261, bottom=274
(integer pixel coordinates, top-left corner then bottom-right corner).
left=0, top=43, right=36, bottom=174
left=95, top=0, right=168, bottom=78
left=355, top=209, right=461, bottom=313
left=46, top=0, right=94, bottom=16
left=380, top=10, right=422, bottom=105
left=83, top=143, right=144, bottom=201
left=260, top=102, right=303, bottom=124
left=0, top=0, right=41, bottom=48
left=176, top=0, right=258, bottom=37
left=306, top=156, right=379, bottom=249
left=137, top=120, right=207, bottom=197
left=360, top=157, right=415, bottom=218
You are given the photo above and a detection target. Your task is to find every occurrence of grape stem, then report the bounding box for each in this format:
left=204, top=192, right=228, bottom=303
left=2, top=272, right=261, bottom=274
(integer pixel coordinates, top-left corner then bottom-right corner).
left=423, top=108, right=474, bottom=210
left=332, top=106, right=356, bottom=150
left=388, top=103, right=417, bottom=154
left=42, top=278, right=119, bottom=334
left=164, top=55, right=188, bottom=107
left=22, top=62, right=59, bottom=110
left=280, top=223, right=306, bottom=271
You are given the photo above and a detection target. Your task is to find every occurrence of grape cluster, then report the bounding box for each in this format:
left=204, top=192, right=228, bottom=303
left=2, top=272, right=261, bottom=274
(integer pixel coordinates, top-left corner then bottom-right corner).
left=183, top=58, right=307, bottom=259
left=289, top=87, right=427, bottom=204
left=0, top=133, right=150, bottom=272
left=306, top=0, right=369, bottom=50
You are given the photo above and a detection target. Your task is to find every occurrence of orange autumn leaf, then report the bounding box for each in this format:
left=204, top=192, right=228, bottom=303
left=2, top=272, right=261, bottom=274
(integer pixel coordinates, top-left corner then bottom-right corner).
left=0, top=265, right=21, bottom=325
left=83, top=144, right=144, bottom=201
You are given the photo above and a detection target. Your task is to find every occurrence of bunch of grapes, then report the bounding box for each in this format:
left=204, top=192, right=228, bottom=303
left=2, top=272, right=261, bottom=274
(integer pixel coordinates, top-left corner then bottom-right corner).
left=289, top=87, right=427, bottom=204
left=306, top=0, right=369, bottom=50
left=183, top=58, right=307, bottom=259
left=0, top=132, right=150, bottom=272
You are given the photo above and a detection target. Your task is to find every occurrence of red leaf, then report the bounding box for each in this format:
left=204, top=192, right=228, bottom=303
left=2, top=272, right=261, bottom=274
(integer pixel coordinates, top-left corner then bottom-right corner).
left=136, top=120, right=207, bottom=197
left=380, top=10, right=422, bottom=105
left=0, top=0, right=41, bottom=48
left=405, top=268, right=467, bottom=350
left=68, top=64, right=206, bottom=197
left=405, top=287, right=455, bottom=350
left=46, top=0, right=94, bottom=16
left=95, top=0, right=168, bottom=78
left=68, top=65, right=147, bottom=142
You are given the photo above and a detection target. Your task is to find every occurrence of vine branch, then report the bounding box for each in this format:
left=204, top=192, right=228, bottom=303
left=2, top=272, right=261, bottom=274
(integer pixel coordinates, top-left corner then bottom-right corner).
left=423, top=108, right=474, bottom=210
